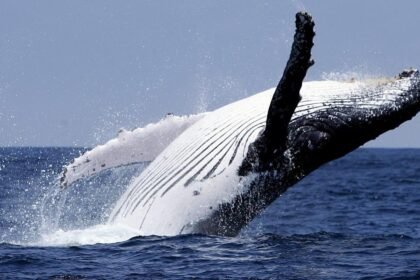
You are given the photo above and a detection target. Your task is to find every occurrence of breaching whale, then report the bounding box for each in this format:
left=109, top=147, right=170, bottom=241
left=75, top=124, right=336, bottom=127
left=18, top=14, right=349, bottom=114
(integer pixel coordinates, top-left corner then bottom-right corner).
left=61, top=12, right=420, bottom=236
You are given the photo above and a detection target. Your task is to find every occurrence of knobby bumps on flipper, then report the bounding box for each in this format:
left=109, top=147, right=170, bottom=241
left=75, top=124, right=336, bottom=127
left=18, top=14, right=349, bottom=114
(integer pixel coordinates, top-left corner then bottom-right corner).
left=238, top=12, right=315, bottom=175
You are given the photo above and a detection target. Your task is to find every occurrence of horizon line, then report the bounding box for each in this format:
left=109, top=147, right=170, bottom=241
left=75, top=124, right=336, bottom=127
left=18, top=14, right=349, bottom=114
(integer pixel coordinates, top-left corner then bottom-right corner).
left=1, top=146, right=420, bottom=150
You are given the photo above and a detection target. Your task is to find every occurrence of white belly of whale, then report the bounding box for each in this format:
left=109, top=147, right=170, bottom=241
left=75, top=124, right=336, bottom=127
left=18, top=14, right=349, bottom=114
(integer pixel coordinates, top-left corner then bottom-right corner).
left=108, top=79, right=409, bottom=236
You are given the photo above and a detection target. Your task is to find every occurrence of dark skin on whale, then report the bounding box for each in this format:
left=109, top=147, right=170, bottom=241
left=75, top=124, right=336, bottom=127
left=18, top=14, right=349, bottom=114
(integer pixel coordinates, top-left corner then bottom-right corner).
left=194, top=12, right=420, bottom=236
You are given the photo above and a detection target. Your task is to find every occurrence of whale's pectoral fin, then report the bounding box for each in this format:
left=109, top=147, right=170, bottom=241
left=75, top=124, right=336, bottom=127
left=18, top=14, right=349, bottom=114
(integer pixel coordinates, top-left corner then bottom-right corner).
left=239, top=12, right=315, bottom=175
left=60, top=113, right=206, bottom=187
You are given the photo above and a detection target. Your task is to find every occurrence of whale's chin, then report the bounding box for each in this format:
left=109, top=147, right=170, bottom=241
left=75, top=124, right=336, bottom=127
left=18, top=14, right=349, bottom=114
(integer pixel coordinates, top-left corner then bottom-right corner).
left=287, top=71, right=420, bottom=176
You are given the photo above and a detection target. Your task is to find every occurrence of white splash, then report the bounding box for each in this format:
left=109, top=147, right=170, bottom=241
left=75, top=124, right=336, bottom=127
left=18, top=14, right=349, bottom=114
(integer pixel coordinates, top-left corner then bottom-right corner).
left=33, top=224, right=141, bottom=247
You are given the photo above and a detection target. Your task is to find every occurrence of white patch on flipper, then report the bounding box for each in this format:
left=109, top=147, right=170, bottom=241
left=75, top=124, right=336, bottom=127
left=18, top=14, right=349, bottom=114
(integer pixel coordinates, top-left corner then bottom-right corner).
left=61, top=113, right=207, bottom=187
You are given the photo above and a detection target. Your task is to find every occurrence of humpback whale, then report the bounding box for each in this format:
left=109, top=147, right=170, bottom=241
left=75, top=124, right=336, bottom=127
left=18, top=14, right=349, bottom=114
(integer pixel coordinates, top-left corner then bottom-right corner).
left=61, top=12, right=420, bottom=236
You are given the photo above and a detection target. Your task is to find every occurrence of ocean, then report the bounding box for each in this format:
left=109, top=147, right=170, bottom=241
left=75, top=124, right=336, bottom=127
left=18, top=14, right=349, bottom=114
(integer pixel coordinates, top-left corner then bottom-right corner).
left=0, top=147, right=419, bottom=279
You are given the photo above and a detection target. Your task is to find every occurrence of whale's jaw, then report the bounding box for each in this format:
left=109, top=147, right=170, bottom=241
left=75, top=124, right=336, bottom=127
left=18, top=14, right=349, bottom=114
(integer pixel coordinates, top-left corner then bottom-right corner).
left=287, top=71, right=420, bottom=177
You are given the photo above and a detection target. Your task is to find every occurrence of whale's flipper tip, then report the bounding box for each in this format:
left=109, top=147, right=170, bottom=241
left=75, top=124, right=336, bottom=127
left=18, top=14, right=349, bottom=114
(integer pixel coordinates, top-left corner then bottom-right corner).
left=397, top=68, right=419, bottom=79
left=59, top=169, right=68, bottom=189
left=296, top=11, right=313, bottom=23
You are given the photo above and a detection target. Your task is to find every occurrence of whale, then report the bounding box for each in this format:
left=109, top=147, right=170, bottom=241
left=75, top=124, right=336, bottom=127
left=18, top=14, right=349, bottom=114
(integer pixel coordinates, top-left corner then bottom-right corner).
left=61, top=13, right=420, bottom=236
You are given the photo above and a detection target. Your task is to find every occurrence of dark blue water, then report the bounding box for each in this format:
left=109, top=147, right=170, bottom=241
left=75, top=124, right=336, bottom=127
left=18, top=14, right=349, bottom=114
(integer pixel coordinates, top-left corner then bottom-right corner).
left=0, top=147, right=419, bottom=279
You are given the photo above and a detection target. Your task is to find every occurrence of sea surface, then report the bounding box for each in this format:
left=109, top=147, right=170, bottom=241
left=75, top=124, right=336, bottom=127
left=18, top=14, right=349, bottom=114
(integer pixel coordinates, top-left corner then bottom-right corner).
left=0, top=147, right=419, bottom=279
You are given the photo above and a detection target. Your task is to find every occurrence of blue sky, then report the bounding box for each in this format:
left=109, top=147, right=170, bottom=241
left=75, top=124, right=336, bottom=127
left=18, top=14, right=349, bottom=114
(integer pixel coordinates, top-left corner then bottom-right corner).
left=1, top=1, right=420, bottom=147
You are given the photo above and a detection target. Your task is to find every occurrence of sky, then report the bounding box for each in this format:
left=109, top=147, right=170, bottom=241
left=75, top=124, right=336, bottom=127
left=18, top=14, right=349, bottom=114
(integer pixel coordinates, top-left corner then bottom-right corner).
left=1, top=1, right=420, bottom=147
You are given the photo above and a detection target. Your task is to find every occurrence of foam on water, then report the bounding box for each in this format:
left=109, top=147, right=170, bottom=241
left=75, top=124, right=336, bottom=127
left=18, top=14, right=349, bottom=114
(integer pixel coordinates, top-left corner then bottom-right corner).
left=34, top=224, right=141, bottom=247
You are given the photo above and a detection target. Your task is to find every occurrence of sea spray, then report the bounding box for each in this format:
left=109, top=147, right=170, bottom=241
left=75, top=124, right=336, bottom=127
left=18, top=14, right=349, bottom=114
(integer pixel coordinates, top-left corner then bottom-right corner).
left=0, top=147, right=145, bottom=246
left=35, top=163, right=145, bottom=246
